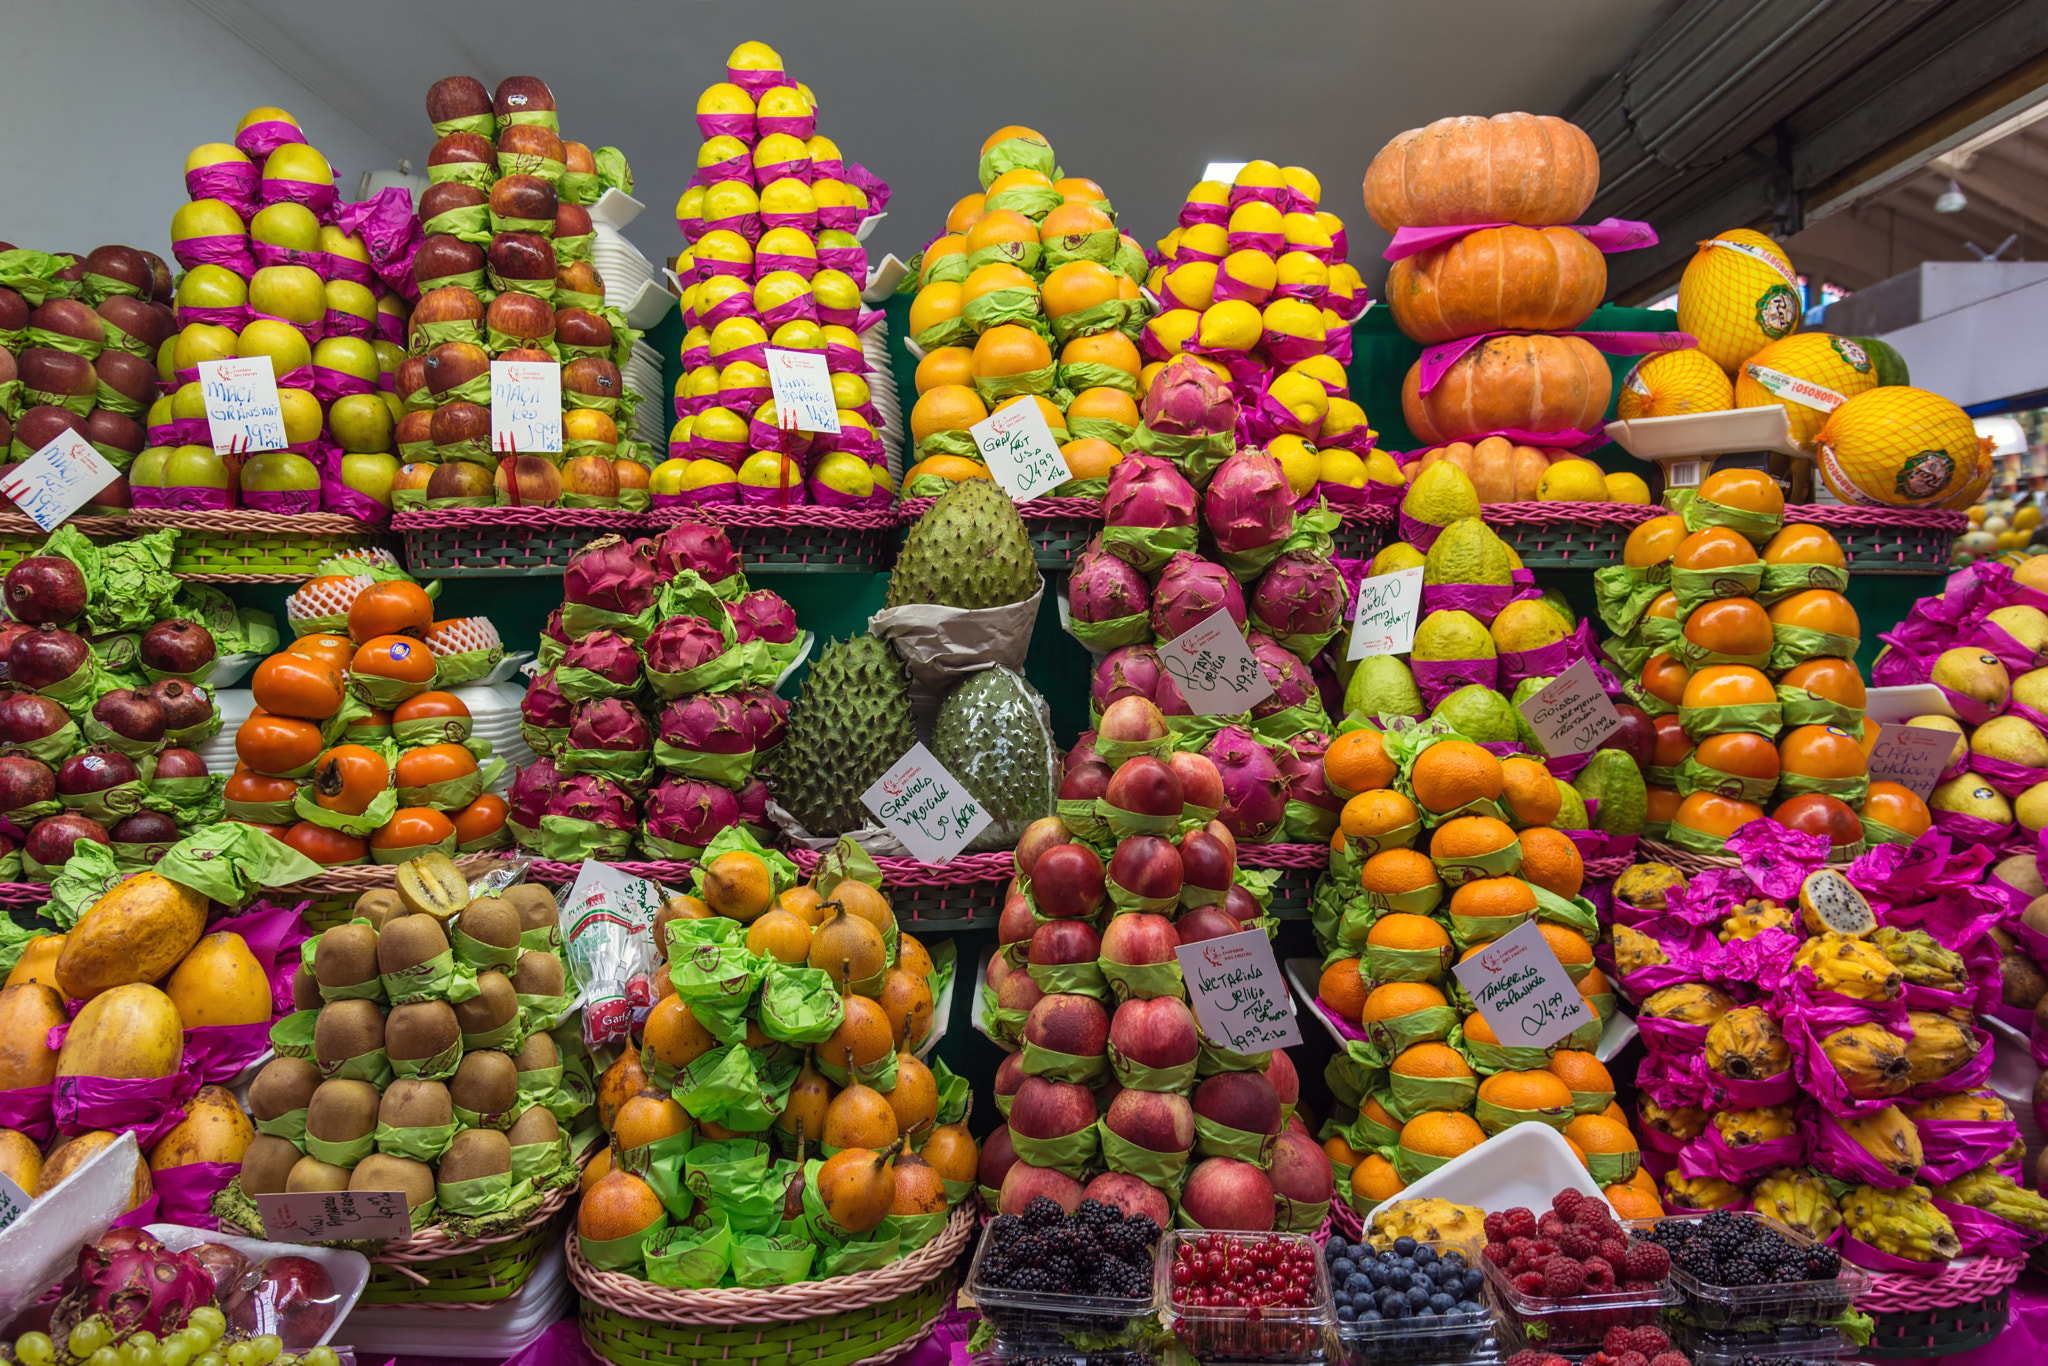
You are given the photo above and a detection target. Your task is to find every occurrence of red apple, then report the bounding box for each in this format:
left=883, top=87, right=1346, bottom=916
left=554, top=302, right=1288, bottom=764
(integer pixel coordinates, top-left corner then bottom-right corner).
left=97, top=296, right=169, bottom=352
left=94, top=350, right=158, bottom=409
left=27, top=300, right=105, bottom=349
left=1108, top=996, right=1198, bottom=1070
left=485, top=290, right=555, bottom=344
left=488, top=174, right=557, bottom=225
left=427, top=132, right=496, bottom=168
left=493, top=76, right=556, bottom=119
left=562, top=356, right=622, bottom=404
left=13, top=407, right=88, bottom=456
left=83, top=246, right=153, bottom=296
left=413, top=285, right=484, bottom=327
left=494, top=455, right=562, bottom=505
left=554, top=307, right=612, bottom=350
left=557, top=260, right=605, bottom=297
left=424, top=341, right=489, bottom=396
left=412, top=235, right=485, bottom=290
left=418, top=182, right=486, bottom=224
left=19, top=350, right=95, bottom=402
left=560, top=454, right=618, bottom=499
left=425, top=76, right=492, bottom=125
left=85, top=410, right=145, bottom=460
left=430, top=402, right=491, bottom=449
left=487, top=232, right=555, bottom=285
left=1031, top=843, right=1105, bottom=920
left=555, top=203, right=593, bottom=240
left=498, top=124, right=565, bottom=174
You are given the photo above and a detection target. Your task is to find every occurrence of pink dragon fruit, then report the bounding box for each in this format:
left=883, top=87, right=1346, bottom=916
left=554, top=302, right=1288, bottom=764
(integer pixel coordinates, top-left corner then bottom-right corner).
left=545, top=774, right=637, bottom=829
left=1151, top=551, right=1247, bottom=640
left=1311, top=650, right=1345, bottom=721
left=1204, top=449, right=1295, bottom=560
left=1142, top=354, right=1237, bottom=435
left=1249, top=631, right=1316, bottom=718
left=1068, top=550, right=1151, bottom=624
left=57, top=1230, right=213, bottom=1338
left=1275, top=731, right=1340, bottom=815
left=652, top=517, right=742, bottom=586
left=728, top=589, right=798, bottom=644
left=542, top=606, right=572, bottom=651
left=1250, top=550, right=1347, bottom=640
left=733, top=775, right=772, bottom=833
left=644, top=615, right=727, bottom=674
left=520, top=671, right=574, bottom=728
left=1153, top=671, right=1192, bottom=717
left=563, top=535, right=659, bottom=614
left=1092, top=645, right=1163, bottom=710
left=1102, top=454, right=1197, bottom=531
left=733, top=688, right=789, bottom=751
left=659, top=693, right=754, bottom=754
left=1206, top=725, right=1286, bottom=841
left=507, top=756, right=561, bottom=831
left=643, top=775, right=739, bottom=848
left=568, top=697, right=652, bottom=753
left=561, top=629, right=643, bottom=689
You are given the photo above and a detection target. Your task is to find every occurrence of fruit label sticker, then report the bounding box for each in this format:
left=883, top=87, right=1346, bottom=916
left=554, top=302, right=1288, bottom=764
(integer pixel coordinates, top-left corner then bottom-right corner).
left=1346, top=566, right=1424, bottom=660
left=0, top=426, right=116, bottom=532
left=256, top=1189, right=413, bottom=1242
left=1176, top=929, right=1302, bottom=1053
left=491, top=360, right=563, bottom=454
left=971, top=399, right=1068, bottom=503
left=1162, top=608, right=1276, bottom=715
left=198, top=355, right=287, bottom=456
left=862, top=742, right=991, bottom=864
left=1865, top=723, right=1963, bottom=798
left=1516, top=658, right=1623, bottom=755
left=1453, top=917, right=1592, bottom=1051
left=765, top=348, right=841, bottom=434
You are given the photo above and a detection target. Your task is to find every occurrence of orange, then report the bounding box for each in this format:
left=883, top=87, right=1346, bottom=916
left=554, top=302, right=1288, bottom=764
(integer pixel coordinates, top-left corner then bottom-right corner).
left=903, top=455, right=992, bottom=485
left=1477, top=1070, right=1573, bottom=1111
left=1324, top=1132, right=1370, bottom=1167
left=1517, top=827, right=1583, bottom=898
left=1604, top=1100, right=1632, bottom=1129
left=1768, top=589, right=1859, bottom=637
left=1763, top=523, right=1846, bottom=566
left=1684, top=597, right=1772, bottom=656
left=1359, top=1094, right=1401, bottom=1133
left=1695, top=731, right=1781, bottom=781
left=1055, top=177, right=1107, bottom=203
left=964, top=210, right=1037, bottom=256
left=1564, top=1113, right=1639, bottom=1154
left=1778, top=657, right=1866, bottom=709
left=1862, top=781, right=1931, bottom=837
left=961, top=262, right=1036, bottom=305
left=1580, top=966, right=1614, bottom=1002
left=919, top=235, right=965, bottom=285
left=1326, top=730, right=1398, bottom=793
left=1547, top=1050, right=1614, bottom=1095
left=1641, top=652, right=1692, bottom=707
left=980, top=126, right=1047, bottom=155
left=1392, top=1042, right=1474, bottom=1078
left=1567, top=1136, right=1589, bottom=1165
left=1779, top=724, right=1867, bottom=779
left=1360, top=981, right=1448, bottom=1023
left=1539, top=923, right=1594, bottom=968
left=945, top=194, right=987, bottom=235
left=909, top=385, right=989, bottom=443
left=1352, top=1153, right=1407, bottom=1202
left=1040, top=202, right=1114, bottom=240
left=1462, top=1012, right=1497, bottom=1045
left=1697, top=467, right=1785, bottom=516
left=1429, top=815, right=1517, bottom=861
left=1066, top=386, right=1140, bottom=428
left=907, top=281, right=962, bottom=336
left=1359, top=848, right=1437, bottom=896
left=971, top=324, right=1052, bottom=378
left=1399, top=1111, right=1486, bottom=1159
left=914, top=346, right=975, bottom=393
left=1059, top=438, right=1121, bottom=481
left=1343, top=790, right=1420, bottom=842
left=1318, top=957, right=1369, bottom=1022
left=987, top=167, right=1050, bottom=194
left=1409, top=741, right=1504, bottom=814
left=1606, top=1178, right=1663, bottom=1219
left=1457, top=940, right=1494, bottom=964
left=1041, top=260, right=1119, bottom=318
left=1448, top=876, right=1537, bottom=921
left=1366, top=913, right=1451, bottom=953
left=1500, top=756, right=1561, bottom=827
left=1673, top=527, right=1760, bottom=571
left=995, top=393, right=1065, bottom=433
left=1681, top=664, right=1775, bottom=708
left=1624, top=514, right=1687, bottom=568
left=1673, top=791, right=1764, bottom=839
left=1061, top=331, right=1140, bottom=379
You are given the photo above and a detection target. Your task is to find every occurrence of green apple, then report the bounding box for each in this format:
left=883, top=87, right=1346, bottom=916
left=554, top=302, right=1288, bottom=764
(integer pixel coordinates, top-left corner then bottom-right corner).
left=237, top=318, right=312, bottom=375
left=170, top=198, right=245, bottom=243
left=249, top=265, right=325, bottom=325
left=380, top=392, right=405, bottom=426
left=239, top=451, right=320, bottom=492
left=184, top=142, right=251, bottom=173
left=172, top=382, right=207, bottom=421
left=155, top=336, right=179, bottom=384
left=145, top=395, right=174, bottom=428
left=377, top=293, right=407, bottom=325
left=320, top=226, right=371, bottom=265
left=263, top=143, right=332, bottom=188
left=277, top=387, right=324, bottom=445
left=250, top=202, right=321, bottom=253
left=171, top=325, right=239, bottom=373
left=312, top=336, right=378, bottom=384
left=129, top=446, right=171, bottom=489
left=340, top=451, right=398, bottom=507
left=166, top=444, right=231, bottom=490
left=175, top=265, right=248, bottom=310
left=324, top=279, right=376, bottom=325
left=373, top=340, right=406, bottom=378
left=329, top=394, right=394, bottom=453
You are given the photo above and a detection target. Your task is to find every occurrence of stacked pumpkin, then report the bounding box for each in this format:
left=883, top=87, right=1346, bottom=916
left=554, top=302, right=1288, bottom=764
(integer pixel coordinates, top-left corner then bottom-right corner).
left=397, top=73, right=647, bottom=511
left=659, top=40, right=894, bottom=509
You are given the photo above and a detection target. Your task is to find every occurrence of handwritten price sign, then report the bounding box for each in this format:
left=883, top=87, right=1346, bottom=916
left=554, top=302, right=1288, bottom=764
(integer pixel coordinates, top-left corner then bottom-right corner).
left=861, top=743, right=991, bottom=863
left=1452, top=917, right=1591, bottom=1051
left=1175, top=929, right=1301, bottom=1053
left=1865, top=723, right=1963, bottom=798
left=970, top=399, right=1068, bottom=503
left=490, top=360, right=563, bottom=454
left=1160, top=608, right=1275, bottom=716
left=0, top=427, right=116, bottom=532
left=256, top=1189, right=412, bottom=1242
left=1346, top=567, right=1423, bottom=660
left=1515, top=658, right=1623, bottom=756
left=764, top=348, right=841, bottom=434
left=198, top=356, right=287, bottom=456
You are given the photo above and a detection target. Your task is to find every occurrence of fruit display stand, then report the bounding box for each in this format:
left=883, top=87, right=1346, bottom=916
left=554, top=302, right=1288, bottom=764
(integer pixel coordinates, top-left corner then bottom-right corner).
left=128, top=509, right=398, bottom=582
left=0, top=514, right=133, bottom=576
left=1240, top=841, right=1329, bottom=919
left=893, top=493, right=1102, bottom=572
left=648, top=502, right=900, bottom=574
left=1856, top=1253, right=2025, bottom=1357
left=786, top=846, right=1012, bottom=932
left=393, top=506, right=654, bottom=578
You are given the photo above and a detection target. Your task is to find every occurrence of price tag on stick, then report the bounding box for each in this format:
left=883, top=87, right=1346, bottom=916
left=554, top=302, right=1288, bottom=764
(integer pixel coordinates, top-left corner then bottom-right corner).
left=764, top=348, right=841, bottom=434
left=1515, top=658, right=1623, bottom=756
left=861, top=743, right=992, bottom=864
left=971, top=399, right=1069, bottom=503
left=1346, top=567, right=1423, bottom=660
left=255, top=1189, right=413, bottom=1243
left=1865, top=723, right=1965, bottom=799
left=1452, top=917, right=1594, bottom=1051
left=1175, top=929, right=1302, bottom=1053
left=1159, top=608, right=1275, bottom=716
left=198, top=355, right=287, bottom=456
left=490, top=360, right=563, bottom=454
left=0, top=428, right=116, bottom=532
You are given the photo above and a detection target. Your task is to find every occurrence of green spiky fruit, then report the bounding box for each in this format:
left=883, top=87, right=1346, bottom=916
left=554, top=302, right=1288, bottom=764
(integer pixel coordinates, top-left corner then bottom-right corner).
left=931, top=666, right=1058, bottom=851
left=887, top=479, right=1041, bottom=609
left=774, top=635, right=916, bottom=837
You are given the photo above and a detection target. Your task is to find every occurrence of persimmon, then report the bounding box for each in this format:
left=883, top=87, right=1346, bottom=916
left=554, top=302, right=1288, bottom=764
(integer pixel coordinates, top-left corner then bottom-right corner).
left=1694, top=732, right=1780, bottom=781
left=224, top=769, right=300, bottom=805
left=1683, top=598, right=1773, bottom=657
left=1681, top=665, right=1774, bottom=709
left=394, top=743, right=478, bottom=790
left=286, top=633, right=356, bottom=674
left=1673, top=527, right=1758, bottom=570
left=393, top=691, right=470, bottom=724
left=225, top=819, right=292, bottom=840
left=451, top=794, right=509, bottom=845
left=280, top=821, right=368, bottom=865
left=1778, top=657, right=1866, bottom=708
left=311, top=744, right=390, bottom=816
left=346, top=580, right=434, bottom=643
left=235, top=714, right=324, bottom=776
left=352, top=635, right=437, bottom=684
left=370, top=807, right=455, bottom=851
left=250, top=653, right=345, bottom=721
left=1640, top=652, right=1691, bottom=707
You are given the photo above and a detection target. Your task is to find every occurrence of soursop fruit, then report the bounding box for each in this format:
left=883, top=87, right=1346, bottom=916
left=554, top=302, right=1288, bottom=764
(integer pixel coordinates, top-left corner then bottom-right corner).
left=888, top=479, right=1042, bottom=609
left=775, top=634, right=916, bottom=837
left=932, top=666, right=1058, bottom=852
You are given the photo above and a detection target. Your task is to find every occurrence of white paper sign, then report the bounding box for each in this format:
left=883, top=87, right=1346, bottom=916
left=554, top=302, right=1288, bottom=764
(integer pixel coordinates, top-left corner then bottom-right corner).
left=198, top=356, right=287, bottom=456
left=861, top=742, right=991, bottom=864
left=1158, top=608, right=1275, bottom=716
left=256, top=1189, right=412, bottom=1243
left=1866, top=723, right=1964, bottom=799
left=0, top=429, right=116, bottom=532
left=764, top=348, right=841, bottom=434
left=1346, top=567, right=1424, bottom=660
left=971, top=399, right=1068, bottom=503
left=1175, top=929, right=1302, bottom=1053
left=1516, top=658, right=1624, bottom=756
left=0, top=1171, right=28, bottom=1234
left=489, top=360, right=563, bottom=454
left=1452, top=917, right=1593, bottom=1051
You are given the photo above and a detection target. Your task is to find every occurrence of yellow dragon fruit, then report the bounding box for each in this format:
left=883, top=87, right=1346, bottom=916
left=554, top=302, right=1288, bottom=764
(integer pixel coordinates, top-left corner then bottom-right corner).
left=1903, top=1089, right=2006, bottom=1124
left=1934, top=1166, right=2048, bottom=1234
left=1820, top=1023, right=1912, bottom=1098
left=1705, top=1006, right=1790, bottom=1079
left=1612, top=924, right=1669, bottom=977
left=1614, top=862, right=1687, bottom=910
left=1715, top=1104, right=1799, bottom=1148
left=1751, top=1166, right=1843, bottom=1241
left=1842, top=1184, right=1960, bottom=1262
left=1827, top=1106, right=1923, bottom=1181
left=1792, top=933, right=1905, bottom=1001
left=1665, top=1174, right=1746, bottom=1211
left=1869, top=927, right=1970, bottom=995
left=1901, top=1010, right=1979, bottom=1087
left=1640, top=983, right=1735, bottom=1027
left=1638, top=1096, right=1708, bottom=1142
left=1799, top=868, right=1876, bottom=936
left=1719, top=899, right=1796, bottom=943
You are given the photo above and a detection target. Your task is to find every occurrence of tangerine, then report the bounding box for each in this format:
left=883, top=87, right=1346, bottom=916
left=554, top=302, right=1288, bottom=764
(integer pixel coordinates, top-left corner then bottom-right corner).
left=1359, top=1094, right=1401, bottom=1133
left=1462, top=1012, right=1497, bottom=1045
left=1365, top=914, right=1451, bottom=953
left=1360, top=981, right=1447, bottom=1023
left=1326, top=730, right=1398, bottom=794
left=1477, top=1070, right=1573, bottom=1111
left=1673, top=527, right=1759, bottom=571
left=1391, top=1043, right=1473, bottom=1078
left=1606, top=1178, right=1663, bottom=1219
left=1428, top=815, right=1517, bottom=862
left=1448, top=876, right=1537, bottom=921
left=1359, top=847, right=1437, bottom=896
left=1539, top=923, right=1594, bottom=968
left=1409, top=741, right=1504, bottom=814
left=1517, top=827, right=1584, bottom=898
left=1318, top=957, right=1369, bottom=1022
left=1352, top=1153, right=1406, bottom=1202
left=1547, top=1050, right=1614, bottom=1095
left=1779, top=725, right=1867, bottom=779
left=1563, top=1113, right=1639, bottom=1154
left=1343, top=790, right=1420, bottom=843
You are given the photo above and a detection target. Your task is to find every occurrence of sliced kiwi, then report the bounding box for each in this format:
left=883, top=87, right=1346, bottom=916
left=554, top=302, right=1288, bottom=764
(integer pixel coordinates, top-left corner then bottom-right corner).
left=289, top=962, right=321, bottom=1012
left=248, top=1057, right=322, bottom=1121
left=380, top=1078, right=453, bottom=1130
left=455, top=972, right=517, bottom=1036
left=506, top=1105, right=559, bottom=1149
left=510, top=950, right=564, bottom=998
left=305, top=1078, right=381, bottom=1143
left=458, top=897, right=521, bottom=950
left=350, top=1153, right=435, bottom=1209
left=355, top=889, right=408, bottom=931
left=449, top=1049, right=518, bottom=1117
left=514, top=1031, right=558, bottom=1075
left=313, top=999, right=386, bottom=1070
left=285, top=1155, right=353, bottom=1193
left=437, top=1128, right=511, bottom=1185
left=314, top=922, right=380, bottom=990
left=239, top=1134, right=303, bottom=1195
left=385, top=1000, right=460, bottom=1062
left=377, top=914, right=451, bottom=976
left=504, top=884, right=558, bottom=933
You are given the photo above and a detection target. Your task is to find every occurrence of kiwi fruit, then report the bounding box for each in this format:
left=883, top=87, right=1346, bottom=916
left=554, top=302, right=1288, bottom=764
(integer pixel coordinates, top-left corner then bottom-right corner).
left=238, top=1134, right=303, bottom=1195
left=314, top=922, right=381, bottom=992
left=514, top=1030, right=558, bottom=1075
left=450, top=1049, right=519, bottom=1118
left=351, top=1153, right=435, bottom=1209
left=2003, top=951, right=2048, bottom=1009
left=248, top=1056, right=322, bottom=1121
left=354, top=888, right=408, bottom=931
left=378, top=914, right=451, bottom=976
left=313, top=999, right=386, bottom=1070
left=437, top=1128, right=512, bottom=1185
left=386, top=1000, right=460, bottom=1062
left=305, top=1078, right=381, bottom=1144
left=455, top=972, right=517, bottom=1037
left=289, top=962, right=320, bottom=1012
left=507, top=1105, right=559, bottom=1149
left=504, top=885, right=558, bottom=934
left=286, top=1155, right=354, bottom=1192
left=458, top=897, right=522, bottom=951
left=511, top=950, right=564, bottom=998
left=380, top=1078, right=453, bottom=1130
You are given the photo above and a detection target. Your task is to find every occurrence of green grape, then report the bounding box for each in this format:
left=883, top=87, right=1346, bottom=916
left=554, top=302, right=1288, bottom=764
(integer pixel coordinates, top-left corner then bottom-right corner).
left=117, top=1342, right=152, bottom=1366
left=87, top=1346, right=121, bottom=1366
left=172, top=1329, right=210, bottom=1357
left=188, top=1311, right=226, bottom=1344
left=129, top=1335, right=158, bottom=1353
left=225, top=1344, right=256, bottom=1366
left=16, top=1331, right=55, bottom=1366
left=160, top=1340, right=194, bottom=1366
left=300, top=1349, right=339, bottom=1366
left=251, top=1339, right=282, bottom=1366
left=70, top=1320, right=113, bottom=1357
left=195, top=1353, right=224, bottom=1366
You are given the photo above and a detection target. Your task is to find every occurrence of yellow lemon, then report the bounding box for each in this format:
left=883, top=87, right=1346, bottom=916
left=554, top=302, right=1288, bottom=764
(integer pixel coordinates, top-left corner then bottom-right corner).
left=1537, top=459, right=1611, bottom=502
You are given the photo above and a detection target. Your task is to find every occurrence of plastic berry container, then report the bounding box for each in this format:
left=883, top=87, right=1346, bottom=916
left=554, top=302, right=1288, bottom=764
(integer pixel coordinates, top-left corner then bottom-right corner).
left=1332, top=1238, right=1498, bottom=1366
left=962, top=1218, right=1163, bottom=1353
left=1670, top=1327, right=1854, bottom=1366
left=1156, top=1230, right=1339, bottom=1364
left=1482, top=1251, right=1679, bottom=1355
left=1627, top=1213, right=1870, bottom=1334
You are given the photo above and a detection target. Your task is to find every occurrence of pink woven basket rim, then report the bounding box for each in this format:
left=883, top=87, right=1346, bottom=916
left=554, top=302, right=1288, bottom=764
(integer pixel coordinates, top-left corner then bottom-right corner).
left=1329, top=1197, right=1365, bottom=1241
left=129, top=509, right=389, bottom=536
left=525, top=858, right=694, bottom=884
left=785, top=846, right=1014, bottom=887
left=1480, top=503, right=1663, bottom=528
left=1337, top=505, right=1395, bottom=528
left=651, top=504, right=900, bottom=531
left=1859, top=1253, right=2022, bottom=1312
left=1240, top=842, right=1330, bottom=871
left=393, top=507, right=650, bottom=530
left=0, top=883, right=50, bottom=905
left=1583, top=854, right=1634, bottom=879
left=1794, top=505, right=1969, bottom=531
left=894, top=495, right=1104, bottom=525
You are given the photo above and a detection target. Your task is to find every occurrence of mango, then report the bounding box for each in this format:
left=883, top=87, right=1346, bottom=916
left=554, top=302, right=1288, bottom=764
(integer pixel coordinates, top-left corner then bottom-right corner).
left=42, top=1131, right=153, bottom=1209
left=0, top=1129, right=41, bottom=1196
left=56, top=872, right=209, bottom=1001
left=165, top=932, right=273, bottom=1028
left=4, top=935, right=63, bottom=990
left=56, top=984, right=184, bottom=1080
left=148, top=1085, right=256, bottom=1171
left=0, top=984, right=65, bottom=1090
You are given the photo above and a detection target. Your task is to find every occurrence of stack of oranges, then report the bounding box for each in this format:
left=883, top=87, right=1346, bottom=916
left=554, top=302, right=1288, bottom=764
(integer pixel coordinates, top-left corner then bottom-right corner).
left=663, top=41, right=895, bottom=508
left=902, top=126, right=1153, bottom=494
left=226, top=568, right=511, bottom=866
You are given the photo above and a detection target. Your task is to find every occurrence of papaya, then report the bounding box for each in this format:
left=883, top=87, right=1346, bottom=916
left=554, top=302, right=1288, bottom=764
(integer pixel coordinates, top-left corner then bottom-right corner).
left=55, top=872, right=209, bottom=1001
left=0, top=1129, right=41, bottom=1196
left=148, top=1085, right=256, bottom=1170
left=4, top=935, right=63, bottom=990
left=164, top=932, right=273, bottom=1028
left=0, top=984, right=66, bottom=1090
left=55, top=984, right=184, bottom=1081
left=42, top=1131, right=153, bottom=1209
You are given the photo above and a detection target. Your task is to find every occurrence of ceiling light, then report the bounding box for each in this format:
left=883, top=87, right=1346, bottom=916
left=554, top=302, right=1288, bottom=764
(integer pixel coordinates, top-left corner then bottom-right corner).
left=1935, top=179, right=1968, bottom=213
left=1203, top=161, right=1247, bottom=183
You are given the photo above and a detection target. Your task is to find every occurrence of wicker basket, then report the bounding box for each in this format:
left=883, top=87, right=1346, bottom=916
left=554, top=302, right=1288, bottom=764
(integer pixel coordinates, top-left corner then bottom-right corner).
left=1794, top=504, right=1967, bottom=575
left=0, top=512, right=132, bottom=574
left=894, top=494, right=1102, bottom=570
left=569, top=1203, right=975, bottom=1366
left=1329, top=1196, right=1365, bottom=1243
left=394, top=507, right=650, bottom=577
left=280, top=853, right=511, bottom=898
left=524, top=858, right=696, bottom=885
left=786, top=847, right=1012, bottom=932
left=1857, top=1254, right=2022, bottom=1358
left=651, top=504, right=898, bottom=573
left=1635, top=837, right=1742, bottom=876
left=1241, top=843, right=1327, bottom=919
left=127, top=510, right=397, bottom=581
left=1582, top=852, right=1636, bottom=881
left=0, top=883, right=53, bottom=906
left=1469, top=503, right=1663, bottom=569
left=1330, top=505, right=1395, bottom=562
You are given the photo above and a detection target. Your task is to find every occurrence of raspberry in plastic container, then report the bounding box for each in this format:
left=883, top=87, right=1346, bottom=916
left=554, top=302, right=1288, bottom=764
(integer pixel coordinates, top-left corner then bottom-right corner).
left=559, top=860, right=665, bottom=1049
left=1158, top=1229, right=1338, bottom=1363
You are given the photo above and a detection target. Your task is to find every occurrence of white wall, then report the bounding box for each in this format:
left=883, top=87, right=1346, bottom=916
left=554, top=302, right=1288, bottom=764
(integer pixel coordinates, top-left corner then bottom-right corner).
left=1881, top=274, right=2048, bottom=410
left=0, top=0, right=407, bottom=260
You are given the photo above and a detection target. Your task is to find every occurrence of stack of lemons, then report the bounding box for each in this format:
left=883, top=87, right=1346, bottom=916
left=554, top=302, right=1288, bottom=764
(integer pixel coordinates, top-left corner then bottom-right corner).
left=662, top=41, right=894, bottom=508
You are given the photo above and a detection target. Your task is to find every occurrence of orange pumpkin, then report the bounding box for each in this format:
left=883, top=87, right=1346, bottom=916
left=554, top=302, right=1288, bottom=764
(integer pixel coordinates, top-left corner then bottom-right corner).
left=1364, top=113, right=1599, bottom=232
left=1412, top=436, right=1571, bottom=504
left=1387, top=226, right=1606, bottom=343
left=1400, top=335, right=1611, bottom=446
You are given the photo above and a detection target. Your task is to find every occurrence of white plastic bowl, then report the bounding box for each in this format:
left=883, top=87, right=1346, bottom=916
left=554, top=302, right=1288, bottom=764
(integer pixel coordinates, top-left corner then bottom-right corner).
left=146, top=1224, right=370, bottom=1348
left=1396, top=1119, right=1613, bottom=1218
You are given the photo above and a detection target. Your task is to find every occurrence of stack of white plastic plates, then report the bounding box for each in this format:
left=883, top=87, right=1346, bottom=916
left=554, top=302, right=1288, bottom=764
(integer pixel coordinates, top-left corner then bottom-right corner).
left=862, top=315, right=906, bottom=483
left=592, top=224, right=656, bottom=301
left=202, top=684, right=530, bottom=792
left=338, top=1237, right=571, bottom=1356
left=624, top=339, right=668, bottom=448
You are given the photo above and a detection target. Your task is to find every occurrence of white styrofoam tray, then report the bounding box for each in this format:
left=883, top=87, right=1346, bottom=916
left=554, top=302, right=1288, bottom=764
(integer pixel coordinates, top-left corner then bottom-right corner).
left=588, top=188, right=644, bottom=232
left=146, top=1224, right=370, bottom=1348
left=1282, top=958, right=1638, bottom=1062
left=1605, top=407, right=1807, bottom=462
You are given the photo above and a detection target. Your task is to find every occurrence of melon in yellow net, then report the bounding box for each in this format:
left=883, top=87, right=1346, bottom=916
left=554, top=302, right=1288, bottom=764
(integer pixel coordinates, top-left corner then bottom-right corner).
left=1734, top=333, right=1880, bottom=448
left=1814, top=386, right=1995, bottom=509
left=1617, top=348, right=1734, bottom=420
left=1675, top=229, right=1801, bottom=373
